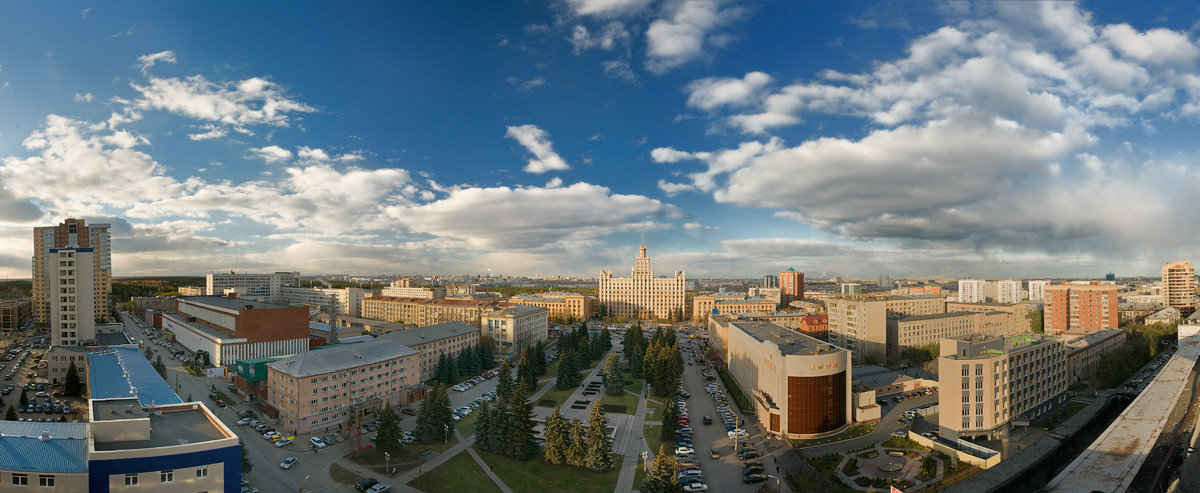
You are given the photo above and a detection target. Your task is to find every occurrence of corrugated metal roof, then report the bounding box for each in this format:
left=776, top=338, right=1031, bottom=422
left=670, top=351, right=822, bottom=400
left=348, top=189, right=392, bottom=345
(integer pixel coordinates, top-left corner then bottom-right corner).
left=378, top=321, right=479, bottom=347
left=267, top=339, right=417, bottom=377
left=0, top=421, right=88, bottom=473
left=87, top=346, right=183, bottom=406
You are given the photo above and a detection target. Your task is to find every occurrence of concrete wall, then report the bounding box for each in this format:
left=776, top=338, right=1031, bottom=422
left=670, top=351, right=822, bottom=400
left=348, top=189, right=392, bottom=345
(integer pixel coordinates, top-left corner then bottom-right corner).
left=907, top=431, right=1001, bottom=469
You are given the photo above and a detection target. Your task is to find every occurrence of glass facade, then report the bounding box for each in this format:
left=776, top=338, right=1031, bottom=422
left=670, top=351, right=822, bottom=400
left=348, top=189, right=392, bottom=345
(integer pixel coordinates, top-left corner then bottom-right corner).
left=787, top=371, right=846, bottom=435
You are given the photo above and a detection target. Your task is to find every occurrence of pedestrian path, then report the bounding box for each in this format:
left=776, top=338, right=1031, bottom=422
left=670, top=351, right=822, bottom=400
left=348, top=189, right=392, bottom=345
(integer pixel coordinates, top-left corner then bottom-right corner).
left=466, top=446, right=513, bottom=493
left=614, top=381, right=651, bottom=493
left=558, top=347, right=618, bottom=422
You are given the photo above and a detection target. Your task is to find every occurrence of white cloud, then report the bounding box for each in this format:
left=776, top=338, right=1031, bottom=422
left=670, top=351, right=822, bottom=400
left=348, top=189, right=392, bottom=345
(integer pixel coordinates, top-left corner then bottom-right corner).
left=685, top=71, right=771, bottom=110
left=645, top=0, right=744, bottom=74
left=566, top=0, right=652, bottom=17
left=188, top=124, right=227, bottom=141
left=546, top=177, right=563, bottom=188
left=650, top=147, right=697, bottom=163
left=248, top=145, right=293, bottom=163
left=505, top=124, right=570, bottom=174
left=136, top=50, right=177, bottom=72
left=73, top=93, right=93, bottom=103
left=602, top=59, right=637, bottom=82
left=683, top=222, right=717, bottom=230
left=131, top=74, right=315, bottom=132
left=508, top=76, right=547, bottom=91
left=1101, top=24, right=1199, bottom=67
left=569, top=22, right=630, bottom=53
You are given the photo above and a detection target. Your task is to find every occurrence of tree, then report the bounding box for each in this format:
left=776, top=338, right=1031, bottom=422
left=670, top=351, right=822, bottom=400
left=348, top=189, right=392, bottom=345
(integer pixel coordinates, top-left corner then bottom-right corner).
left=1030, top=309, right=1045, bottom=333
left=18, top=388, right=27, bottom=408
left=542, top=409, right=569, bottom=464
left=584, top=403, right=614, bottom=472
left=625, top=325, right=647, bottom=378
left=456, top=349, right=471, bottom=378
left=241, top=444, right=253, bottom=473
left=659, top=403, right=677, bottom=444
left=4, top=406, right=16, bottom=421
left=435, top=353, right=450, bottom=384
left=496, top=362, right=515, bottom=404
left=533, top=340, right=547, bottom=376
left=64, top=361, right=82, bottom=397
left=905, top=343, right=939, bottom=366
left=474, top=403, right=503, bottom=453
left=153, top=355, right=166, bottom=378
left=555, top=347, right=581, bottom=390
left=603, top=353, right=623, bottom=396
left=478, top=337, right=495, bottom=368
left=566, top=419, right=588, bottom=467
left=414, top=383, right=454, bottom=444
left=598, top=327, right=612, bottom=352
left=466, top=345, right=483, bottom=374
left=639, top=445, right=681, bottom=493
left=516, top=349, right=538, bottom=394
left=504, top=385, right=539, bottom=460
left=375, top=404, right=403, bottom=455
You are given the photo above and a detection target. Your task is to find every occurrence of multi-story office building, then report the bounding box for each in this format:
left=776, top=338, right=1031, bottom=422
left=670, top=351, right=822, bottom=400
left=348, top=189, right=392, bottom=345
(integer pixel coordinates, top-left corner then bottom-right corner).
left=937, top=333, right=1068, bottom=439
left=1027, top=280, right=1050, bottom=301
left=0, top=298, right=32, bottom=331
left=360, top=296, right=509, bottom=328
left=888, top=310, right=1025, bottom=356
left=162, top=297, right=310, bottom=365
left=265, top=338, right=420, bottom=434
left=480, top=305, right=548, bottom=359
left=1161, top=260, right=1196, bottom=313
left=204, top=271, right=299, bottom=303
left=707, top=316, right=852, bottom=438
left=598, top=239, right=685, bottom=320
left=1061, top=329, right=1127, bottom=383
left=280, top=286, right=370, bottom=317
left=762, top=275, right=778, bottom=288
left=506, top=292, right=598, bottom=322
left=178, top=286, right=204, bottom=296
left=995, top=280, right=1022, bottom=303
left=958, top=279, right=988, bottom=303
left=33, top=219, right=111, bottom=327
left=1043, top=284, right=1118, bottom=335
left=826, top=295, right=945, bottom=361
left=690, top=293, right=777, bottom=321
left=779, top=268, right=804, bottom=305
left=379, top=321, right=480, bottom=382
left=380, top=281, right=446, bottom=299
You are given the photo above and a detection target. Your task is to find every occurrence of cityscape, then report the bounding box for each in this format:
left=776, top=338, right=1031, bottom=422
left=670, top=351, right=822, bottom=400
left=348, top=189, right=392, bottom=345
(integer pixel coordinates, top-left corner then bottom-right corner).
left=1, top=2, right=1199, bottom=493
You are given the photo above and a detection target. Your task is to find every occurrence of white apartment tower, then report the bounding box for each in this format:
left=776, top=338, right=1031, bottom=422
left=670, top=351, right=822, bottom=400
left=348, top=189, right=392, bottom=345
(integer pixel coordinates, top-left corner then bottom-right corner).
left=205, top=271, right=299, bottom=303
left=598, top=238, right=685, bottom=320
left=33, top=219, right=109, bottom=346
left=958, top=279, right=988, bottom=303
left=995, top=280, right=1022, bottom=304
left=1027, top=280, right=1050, bottom=302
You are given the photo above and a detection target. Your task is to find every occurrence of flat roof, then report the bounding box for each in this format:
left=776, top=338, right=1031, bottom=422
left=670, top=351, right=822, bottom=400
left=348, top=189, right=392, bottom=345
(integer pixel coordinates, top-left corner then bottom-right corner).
left=162, top=312, right=240, bottom=342
left=91, top=398, right=148, bottom=420
left=378, top=321, right=479, bottom=347
left=852, top=365, right=911, bottom=388
left=179, top=295, right=293, bottom=310
left=86, top=346, right=183, bottom=406
left=895, top=311, right=979, bottom=322
left=268, top=338, right=417, bottom=377
left=93, top=406, right=228, bottom=451
left=727, top=320, right=841, bottom=356
left=96, top=331, right=131, bottom=346
left=0, top=421, right=88, bottom=473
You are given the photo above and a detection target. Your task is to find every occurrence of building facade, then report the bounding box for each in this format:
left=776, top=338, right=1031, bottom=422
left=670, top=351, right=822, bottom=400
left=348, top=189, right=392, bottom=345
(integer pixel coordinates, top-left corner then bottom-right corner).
left=280, top=286, right=369, bottom=317
left=958, top=280, right=988, bottom=303
left=762, top=275, right=778, bottom=288
left=598, top=239, right=685, bottom=320
left=480, top=305, right=549, bottom=360
left=33, top=218, right=111, bottom=327
left=1043, top=284, right=1119, bottom=335
left=1161, top=260, right=1196, bottom=313
left=178, top=286, right=204, bottom=296
left=1145, top=307, right=1181, bottom=325
left=360, top=296, right=509, bottom=328
left=826, top=295, right=945, bottom=361
left=0, top=298, right=32, bottom=331
left=47, top=247, right=97, bottom=346
left=938, top=333, right=1067, bottom=439
left=380, top=282, right=446, bottom=299
left=379, top=322, right=481, bottom=382
left=779, top=268, right=804, bottom=305
left=1061, top=329, right=1127, bottom=383
left=506, top=292, right=598, bottom=322
left=995, top=280, right=1022, bottom=303
left=266, top=339, right=420, bottom=434
left=888, top=310, right=1025, bottom=357
left=690, top=293, right=776, bottom=321
left=1027, top=280, right=1050, bottom=301
left=204, top=271, right=299, bottom=303
left=163, top=297, right=310, bottom=365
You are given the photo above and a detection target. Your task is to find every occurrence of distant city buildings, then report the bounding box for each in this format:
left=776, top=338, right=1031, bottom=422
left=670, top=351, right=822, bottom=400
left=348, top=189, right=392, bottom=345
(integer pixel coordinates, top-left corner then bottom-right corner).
left=1161, top=260, right=1196, bottom=313
left=1043, top=284, right=1118, bottom=334
left=690, top=292, right=776, bottom=321
left=381, top=280, right=446, bottom=299
left=598, top=239, right=685, bottom=320
left=204, top=271, right=299, bottom=303
left=995, top=280, right=1022, bottom=304
left=480, top=305, right=548, bottom=359
left=360, top=296, right=516, bottom=328
left=779, top=268, right=804, bottom=305
left=1027, top=280, right=1050, bottom=301
left=33, top=218, right=111, bottom=346
left=0, top=298, right=31, bottom=331
left=826, top=295, right=945, bottom=361
left=178, top=286, right=204, bottom=296
left=840, top=283, right=862, bottom=295
left=762, top=274, right=778, bottom=288
left=279, top=286, right=370, bottom=317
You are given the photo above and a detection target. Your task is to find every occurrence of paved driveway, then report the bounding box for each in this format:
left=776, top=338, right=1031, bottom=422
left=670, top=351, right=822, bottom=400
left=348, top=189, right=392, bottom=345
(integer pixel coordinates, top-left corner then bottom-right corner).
left=797, top=392, right=939, bottom=458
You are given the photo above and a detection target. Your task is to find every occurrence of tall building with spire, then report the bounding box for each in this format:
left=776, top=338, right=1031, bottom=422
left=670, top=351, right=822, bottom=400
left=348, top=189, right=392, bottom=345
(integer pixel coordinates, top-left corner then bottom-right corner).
left=598, top=237, right=685, bottom=320
left=33, top=218, right=111, bottom=346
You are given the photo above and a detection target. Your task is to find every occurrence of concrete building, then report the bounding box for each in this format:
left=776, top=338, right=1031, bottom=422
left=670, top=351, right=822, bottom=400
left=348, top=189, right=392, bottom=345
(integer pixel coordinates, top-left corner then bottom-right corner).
left=598, top=239, right=685, bottom=320
left=888, top=310, right=1026, bottom=357
left=779, top=268, right=804, bottom=305
left=995, top=280, right=1022, bottom=303
left=840, top=283, right=862, bottom=295
left=1144, top=306, right=1181, bottom=325
left=506, top=291, right=598, bottom=322
left=360, top=296, right=509, bottom=328
left=853, top=365, right=933, bottom=397
left=762, top=275, right=778, bottom=288
left=177, top=286, right=204, bottom=296
left=480, top=305, right=548, bottom=360
left=204, top=271, right=299, bottom=304
left=47, top=246, right=97, bottom=346
left=747, top=287, right=781, bottom=305
left=1027, top=280, right=1050, bottom=301
left=162, top=296, right=310, bottom=365
left=33, top=218, right=111, bottom=327
left=379, top=321, right=480, bottom=382
left=312, top=314, right=406, bottom=335
left=1043, top=283, right=1118, bottom=335
left=826, top=295, right=945, bottom=361
left=280, top=286, right=370, bottom=317
left=1061, top=328, right=1127, bottom=383
left=707, top=316, right=854, bottom=438
left=1161, top=260, right=1196, bottom=313
left=265, top=338, right=421, bottom=434
left=232, top=355, right=292, bottom=402
left=129, top=296, right=176, bottom=316
left=691, top=294, right=777, bottom=322
left=380, top=281, right=446, bottom=299
left=958, top=280, right=988, bottom=303
left=0, top=298, right=32, bottom=331
left=729, top=312, right=809, bottom=330
left=937, top=333, right=1068, bottom=439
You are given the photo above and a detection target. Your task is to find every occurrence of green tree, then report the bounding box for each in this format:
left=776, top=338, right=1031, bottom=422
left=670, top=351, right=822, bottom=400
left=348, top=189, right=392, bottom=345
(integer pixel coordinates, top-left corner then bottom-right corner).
left=153, top=355, right=167, bottom=378
left=64, top=361, right=82, bottom=397
left=542, top=409, right=569, bottom=464
left=1030, top=309, right=1045, bottom=333
left=566, top=419, right=587, bottom=467
left=639, top=445, right=681, bottom=493
left=456, top=349, right=471, bottom=377
left=241, top=444, right=253, bottom=473
left=18, top=388, right=28, bottom=408
left=555, top=347, right=581, bottom=390
left=474, top=403, right=502, bottom=453
left=533, top=340, right=547, bottom=376
left=478, top=337, right=495, bottom=368
left=435, top=354, right=450, bottom=384
left=496, top=362, right=515, bottom=403
left=504, top=385, right=539, bottom=460
left=375, top=404, right=403, bottom=455
left=516, top=348, right=538, bottom=394
left=414, top=383, right=454, bottom=444
left=625, top=325, right=647, bottom=378
left=603, top=353, right=623, bottom=396
left=4, top=406, right=16, bottom=421
left=905, top=343, right=939, bottom=366
left=584, top=403, right=614, bottom=472
left=598, top=327, right=612, bottom=352
left=659, top=403, right=677, bottom=444
left=466, top=345, right=482, bottom=374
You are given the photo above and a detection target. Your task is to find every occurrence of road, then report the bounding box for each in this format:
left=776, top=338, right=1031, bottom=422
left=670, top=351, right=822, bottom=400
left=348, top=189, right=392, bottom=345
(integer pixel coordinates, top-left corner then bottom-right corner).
left=796, top=392, right=938, bottom=458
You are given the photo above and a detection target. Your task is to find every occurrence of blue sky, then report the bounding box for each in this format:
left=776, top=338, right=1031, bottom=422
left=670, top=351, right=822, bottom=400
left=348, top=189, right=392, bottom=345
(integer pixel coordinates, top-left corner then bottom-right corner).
left=1, top=1, right=1199, bottom=279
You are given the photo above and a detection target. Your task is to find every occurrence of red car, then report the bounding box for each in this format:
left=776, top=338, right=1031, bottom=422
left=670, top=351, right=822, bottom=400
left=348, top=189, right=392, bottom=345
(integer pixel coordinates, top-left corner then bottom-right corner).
left=215, top=400, right=226, bottom=407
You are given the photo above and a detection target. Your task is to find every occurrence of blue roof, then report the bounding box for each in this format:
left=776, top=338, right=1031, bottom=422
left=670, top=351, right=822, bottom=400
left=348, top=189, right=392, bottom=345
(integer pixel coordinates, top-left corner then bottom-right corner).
left=0, top=421, right=88, bottom=473
left=87, top=346, right=182, bottom=406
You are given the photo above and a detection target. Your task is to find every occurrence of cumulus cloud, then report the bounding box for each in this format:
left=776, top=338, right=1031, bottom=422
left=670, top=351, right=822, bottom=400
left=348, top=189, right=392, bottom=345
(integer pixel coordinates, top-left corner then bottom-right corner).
left=566, top=0, right=653, bottom=17
left=136, top=50, right=177, bottom=72
left=505, top=124, right=570, bottom=174
left=685, top=71, right=771, bottom=110
left=569, top=22, right=631, bottom=53
left=248, top=145, right=293, bottom=163
left=188, top=124, right=227, bottom=141
left=73, top=92, right=93, bottom=103
left=131, top=74, right=315, bottom=133
left=645, top=0, right=744, bottom=74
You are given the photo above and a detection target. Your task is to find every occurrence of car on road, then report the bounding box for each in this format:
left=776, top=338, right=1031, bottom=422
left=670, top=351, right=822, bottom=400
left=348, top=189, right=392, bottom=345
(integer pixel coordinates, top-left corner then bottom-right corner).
left=677, top=470, right=703, bottom=479
left=702, top=416, right=712, bottom=425
left=674, top=446, right=694, bottom=455
left=280, top=457, right=297, bottom=469
left=310, top=436, right=326, bottom=448
left=240, top=487, right=260, bottom=493
left=682, top=483, right=709, bottom=491
left=365, top=483, right=392, bottom=493
left=262, top=431, right=280, bottom=440
left=275, top=438, right=294, bottom=447
left=738, top=450, right=761, bottom=460
left=744, top=465, right=765, bottom=475
left=237, top=417, right=254, bottom=426
left=355, top=478, right=380, bottom=492
left=743, top=473, right=768, bottom=484
left=727, top=429, right=749, bottom=439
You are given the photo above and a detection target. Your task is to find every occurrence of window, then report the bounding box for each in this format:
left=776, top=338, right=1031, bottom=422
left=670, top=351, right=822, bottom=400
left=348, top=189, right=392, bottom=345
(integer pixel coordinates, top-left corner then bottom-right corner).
left=161, top=470, right=173, bottom=483
left=38, top=476, right=53, bottom=487
left=125, top=474, right=138, bottom=486
left=12, top=474, right=27, bottom=486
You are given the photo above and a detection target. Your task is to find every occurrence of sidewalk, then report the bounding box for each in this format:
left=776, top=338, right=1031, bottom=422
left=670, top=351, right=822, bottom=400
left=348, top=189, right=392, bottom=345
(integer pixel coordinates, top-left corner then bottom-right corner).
left=613, top=378, right=651, bottom=492
left=558, top=347, right=617, bottom=422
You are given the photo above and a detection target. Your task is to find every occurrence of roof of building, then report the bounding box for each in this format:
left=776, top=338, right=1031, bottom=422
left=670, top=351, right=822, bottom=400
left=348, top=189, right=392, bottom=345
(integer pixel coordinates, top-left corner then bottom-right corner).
left=179, top=295, right=294, bottom=310
left=268, top=338, right=417, bottom=377
left=1145, top=307, right=1181, bottom=319
left=378, top=321, right=480, bottom=347
left=338, top=335, right=376, bottom=344
left=365, top=296, right=502, bottom=307
left=1062, top=328, right=1127, bottom=350
left=92, top=404, right=230, bottom=451
left=161, top=311, right=241, bottom=342
left=236, top=355, right=293, bottom=365
left=0, top=421, right=88, bottom=473
left=95, top=331, right=130, bottom=346
left=895, top=311, right=978, bottom=322
left=852, top=365, right=912, bottom=388
left=86, top=345, right=183, bottom=406
left=715, top=297, right=775, bottom=305
left=486, top=305, right=546, bottom=316
left=727, top=320, right=841, bottom=356
left=943, top=333, right=1060, bottom=359
left=314, top=314, right=404, bottom=328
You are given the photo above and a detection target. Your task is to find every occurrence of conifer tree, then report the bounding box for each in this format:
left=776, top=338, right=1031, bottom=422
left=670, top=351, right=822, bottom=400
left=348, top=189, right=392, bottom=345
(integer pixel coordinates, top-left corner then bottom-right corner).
left=4, top=406, right=16, bottom=421
left=414, top=383, right=454, bottom=443
left=516, top=348, right=538, bottom=393
left=625, top=325, right=646, bottom=378
left=533, top=340, right=547, bottom=376
left=496, top=362, right=515, bottom=404
left=659, top=403, right=678, bottom=444
left=603, top=352, right=623, bottom=396
left=504, top=385, right=539, bottom=460
left=467, top=345, right=482, bottom=374
left=555, top=347, right=580, bottom=390
left=456, top=348, right=471, bottom=377
left=640, top=445, right=681, bottom=493
left=474, top=403, right=500, bottom=452
left=435, top=353, right=450, bottom=384
left=64, top=361, right=82, bottom=397
left=584, top=403, right=614, bottom=472
left=566, top=418, right=587, bottom=467
left=375, top=404, right=403, bottom=455
left=542, top=409, right=569, bottom=465
left=18, top=388, right=28, bottom=408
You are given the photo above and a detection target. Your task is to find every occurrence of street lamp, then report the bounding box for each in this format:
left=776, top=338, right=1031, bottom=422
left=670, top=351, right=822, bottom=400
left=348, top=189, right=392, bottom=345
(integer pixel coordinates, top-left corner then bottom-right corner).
left=299, top=475, right=311, bottom=493
left=444, top=424, right=450, bottom=443
left=384, top=452, right=390, bottom=477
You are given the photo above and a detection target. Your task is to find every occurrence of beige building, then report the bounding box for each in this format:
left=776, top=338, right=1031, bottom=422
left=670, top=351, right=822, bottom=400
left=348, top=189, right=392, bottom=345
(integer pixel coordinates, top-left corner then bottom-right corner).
left=312, top=314, right=407, bottom=335
left=888, top=310, right=1025, bottom=356
left=204, top=271, right=299, bottom=303
left=1061, top=329, right=1127, bottom=383
left=598, top=239, right=685, bottom=320
left=1161, top=260, right=1196, bottom=313
left=33, top=218, right=111, bottom=326
left=826, top=295, right=945, bottom=361
left=379, top=321, right=481, bottom=381
left=691, top=293, right=776, bottom=321
left=0, top=298, right=32, bottom=331
left=360, top=296, right=509, bottom=328
left=507, top=292, right=597, bottom=322
left=481, top=305, right=549, bottom=360
left=938, top=333, right=1068, bottom=439
left=280, top=286, right=370, bottom=317
left=266, top=338, right=420, bottom=434
left=178, top=286, right=204, bottom=296
left=381, top=281, right=446, bottom=299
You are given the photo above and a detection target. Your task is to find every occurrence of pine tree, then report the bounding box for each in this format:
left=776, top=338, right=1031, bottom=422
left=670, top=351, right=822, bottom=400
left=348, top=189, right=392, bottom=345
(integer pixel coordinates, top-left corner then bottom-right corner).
left=496, top=362, right=515, bottom=404
left=447, top=352, right=460, bottom=383
left=603, top=353, right=623, bottom=396
left=4, top=406, right=16, bottom=421
left=566, top=418, right=588, bottom=467
left=660, top=403, right=677, bottom=444
left=640, top=445, right=681, bottom=493
left=375, top=404, right=403, bottom=455
left=435, top=354, right=450, bottom=384
left=517, top=349, right=538, bottom=394
left=555, top=347, right=579, bottom=390
left=584, top=403, right=614, bottom=472
left=18, top=388, right=27, bottom=408
left=598, top=327, right=612, bottom=352
left=626, top=326, right=646, bottom=378
left=455, top=349, right=469, bottom=377
left=64, top=361, right=82, bottom=397
left=467, top=345, right=482, bottom=374
left=414, top=383, right=453, bottom=444
left=533, top=340, right=547, bottom=376
left=153, top=355, right=166, bottom=378
left=504, top=385, right=539, bottom=460
left=479, top=338, right=495, bottom=368
left=474, top=403, right=499, bottom=452
left=542, top=409, right=569, bottom=465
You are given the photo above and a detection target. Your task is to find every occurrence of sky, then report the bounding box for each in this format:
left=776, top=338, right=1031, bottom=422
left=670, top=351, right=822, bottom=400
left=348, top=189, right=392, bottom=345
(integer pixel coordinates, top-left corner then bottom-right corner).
left=1, top=1, right=1199, bottom=280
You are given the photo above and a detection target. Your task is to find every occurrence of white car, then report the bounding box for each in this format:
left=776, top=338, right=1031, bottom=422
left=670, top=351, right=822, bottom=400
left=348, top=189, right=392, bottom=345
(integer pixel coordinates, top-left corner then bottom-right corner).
left=366, top=483, right=392, bottom=493
left=310, top=437, right=326, bottom=448
left=275, top=438, right=294, bottom=447
left=237, top=417, right=254, bottom=426
left=683, top=484, right=709, bottom=492
left=727, top=429, right=749, bottom=439
left=280, top=457, right=297, bottom=469
left=674, top=446, right=694, bottom=455
left=262, top=431, right=280, bottom=440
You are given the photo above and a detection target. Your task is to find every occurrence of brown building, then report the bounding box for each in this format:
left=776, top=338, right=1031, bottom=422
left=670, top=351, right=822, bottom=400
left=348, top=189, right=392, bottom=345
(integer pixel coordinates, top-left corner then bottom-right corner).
left=1043, top=284, right=1118, bottom=335
left=164, top=296, right=310, bottom=365
left=798, top=315, right=829, bottom=340
left=780, top=268, right=804, bottom=304
left=1162, top=260, right=1196, bottom=313
left=0, top=299, right=32, bottom=331
left=378, top=321, right=481, bottom=382
left=507, top=292, right=598, bottom=322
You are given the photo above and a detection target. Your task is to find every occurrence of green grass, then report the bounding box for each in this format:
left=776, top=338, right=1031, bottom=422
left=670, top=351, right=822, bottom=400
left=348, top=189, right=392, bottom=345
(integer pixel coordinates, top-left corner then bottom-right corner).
left=351, top=434, right=460, bottom=466
left=329, top=463, right=359, bottom=484
left=645, top=424, right=663, bottom=457
left=881, top=436, right=927, bottom=450
left=410, top=449, right=502, bottom=493
left=1034, top=401, right=1087, bottom=430
left=791, top=455, right=859, bottom=493
left=621, top=368, right=644, bottom=395
left=633, top=456, right=647, bottom=489
left=214, top=390, right=236, bottom=405
left=790, top=423, right=877, bottom=448
left=458, top=410, right=481, bottom=433
left=535, top=386, right=576, bottom=410
left=545, top=359, right=561, bottom=377
left=599, top=390, right=639, bottom=414
left=475, top=448, right=624, bottom=493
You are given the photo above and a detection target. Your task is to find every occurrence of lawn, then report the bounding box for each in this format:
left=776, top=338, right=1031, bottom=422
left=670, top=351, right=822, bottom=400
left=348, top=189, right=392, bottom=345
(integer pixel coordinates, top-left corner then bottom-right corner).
left=475, top=448, right=624, bottom=493
left=329, top=463, right=358, bottom=484
left=790, top=454, right=859, bottom=493
left=599, top=390, right=639, bottom=414
left=644, top=424, right=663, bottom=456
left=351, top=434, right=460, bottom=467
left=1034, top=401, right=1087, bottom=430
left=535, top=386, right=576, bottom=410
left=458, top=410, right=481, bottom=433
left=621, top=368, right=644, bottom=395
left=790, top=423, right=877, bottom=448
left=633, top=456, right=647, bottom=489
left=410, top=449, right=502, bottom=493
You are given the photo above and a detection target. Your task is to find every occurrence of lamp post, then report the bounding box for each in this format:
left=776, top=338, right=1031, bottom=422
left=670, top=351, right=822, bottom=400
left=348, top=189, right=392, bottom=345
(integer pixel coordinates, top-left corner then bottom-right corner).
left=384, top=452, right=390, bottom=476
left=299, top=475, right=311, bottom=493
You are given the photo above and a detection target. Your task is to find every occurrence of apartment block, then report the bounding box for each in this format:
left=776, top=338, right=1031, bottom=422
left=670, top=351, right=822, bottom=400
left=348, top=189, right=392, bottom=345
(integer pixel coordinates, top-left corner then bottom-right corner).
left=598, top=239, right=685, bottom=320
left=480, top=305, right=548, bottom=360
left=1043, top=284, right=1118, bottom=335
left=888, top=310, right=1025, bottom=356
left=280, top=286, right=370, bottom=317
left=780, top=268, right=804, bottom=304
left=1161, top=260, right=1196, bottom=313
left=1027, top=280, right=1051, bottom=301
left=265, top=338, right=420, bottom=434
left=204, top=271, right=299, bottom=303
left=1061, top=329, right=1127, bottom=383
left=33, top=219, right=110, bottom=333
left=995, top=280, right=1022, bottom=303
left=507, top=291, right=598, bottom=322
left=379, top=321, right=480, bottom=382
left=380, top=281, right=446, bottom=299
left=163, top=297, right=310, bottom=365
left=958, top=280, right=988, bottom=303
left=178, top=286, right=204, bottom=296
left=0, top=299, right=32, bottom=331
left=938, top=333, right=1068, bottom=439
left=826, top=295, right=945, bottom=361
left=360, top=296, right=509, bottom=328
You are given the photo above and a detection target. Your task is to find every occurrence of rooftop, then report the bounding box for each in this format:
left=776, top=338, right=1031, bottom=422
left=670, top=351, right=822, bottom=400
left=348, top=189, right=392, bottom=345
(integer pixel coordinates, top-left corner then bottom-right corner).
left=895, top=311, right=980, bottom=322
left=378, top=321, right=480, bottom=347
left=92, top=404, right=230, bottom=451
left=87, top=345, right=183, bottom=406
left=942, top=333, right=1059, bottom=360
left=91, top=398, right=148, bottom=420
left=268, top=338, right=417, bottom=377
left=162, top=312, right=240, bottom=341
left=1062, top=328, right=1127, bottom=350
left=852, top=365, right=912, bottom=388
left=728, top=320, right=841, bottom=356
left=366, top=296, right=503, bottom=307
left=0, top=421, right=88, bottom=473
left=179, top=295, right=294, bottom=311
left=95, top=331, right=131, bottom=346
left=715, top=297, right=775, bottom=305
left=488, top=305, right=547, bottom=316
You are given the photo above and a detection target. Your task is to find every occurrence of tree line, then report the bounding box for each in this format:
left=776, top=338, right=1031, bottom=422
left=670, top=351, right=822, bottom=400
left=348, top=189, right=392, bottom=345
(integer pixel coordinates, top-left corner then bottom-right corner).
left=1095, top=323, right=1177, bottom=389
left=433, top=342, right=495, bottom=385
left=554, top=325, right=612, bottom=390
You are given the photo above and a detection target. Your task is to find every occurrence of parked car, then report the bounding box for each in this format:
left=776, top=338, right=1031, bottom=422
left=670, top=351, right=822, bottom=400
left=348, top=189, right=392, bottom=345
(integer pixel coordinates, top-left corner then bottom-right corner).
left=275, top=438, right=294, bottom=447
left=709, top=448, right=720, bottom=459
left=366, top=483, right=392, bottom=493
left=355, top=478, right=380, bottom=492
left=280, top=457, right=298, bottom=469
left=743, top=474, right=768, bottom=484
left=310, top=437, right=326, bottom=448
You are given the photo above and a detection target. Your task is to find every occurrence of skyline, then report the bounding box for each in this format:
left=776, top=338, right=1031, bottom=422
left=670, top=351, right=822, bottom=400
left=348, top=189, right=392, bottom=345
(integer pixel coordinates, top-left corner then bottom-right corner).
left=3, top=2, right=1200, bottom=279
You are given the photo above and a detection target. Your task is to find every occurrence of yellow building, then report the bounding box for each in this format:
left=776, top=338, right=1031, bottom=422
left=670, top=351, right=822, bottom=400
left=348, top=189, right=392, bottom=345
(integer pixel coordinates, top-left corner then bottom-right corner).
left=1162, top=260, right=1196, bottom=312
left=360, top=296, right=509, bottom=328
left=691, top=293, right=777, bottom=321
left=598, top=239, right=685, bottom=320
left=507, top=292, right=597, bottom=322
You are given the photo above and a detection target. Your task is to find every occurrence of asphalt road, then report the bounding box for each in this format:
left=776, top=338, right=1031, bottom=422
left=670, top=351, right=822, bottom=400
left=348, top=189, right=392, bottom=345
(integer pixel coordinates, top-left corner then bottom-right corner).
left=797, top=392, right=939, bottom=458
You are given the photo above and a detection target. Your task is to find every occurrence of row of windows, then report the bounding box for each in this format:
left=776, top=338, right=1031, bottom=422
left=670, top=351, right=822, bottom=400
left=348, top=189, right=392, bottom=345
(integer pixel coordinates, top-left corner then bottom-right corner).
left=122, top=467, right=208, bottom=485
left=9, top=474, right=54, bottom=487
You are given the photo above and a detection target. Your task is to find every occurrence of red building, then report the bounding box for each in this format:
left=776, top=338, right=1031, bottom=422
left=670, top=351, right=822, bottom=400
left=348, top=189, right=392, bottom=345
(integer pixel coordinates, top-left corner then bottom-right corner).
left=780, top=268, right=805, bottom=305
left=1043, top=283, right=1119, bottom=335
left=798, top=315, right=829, bottom=340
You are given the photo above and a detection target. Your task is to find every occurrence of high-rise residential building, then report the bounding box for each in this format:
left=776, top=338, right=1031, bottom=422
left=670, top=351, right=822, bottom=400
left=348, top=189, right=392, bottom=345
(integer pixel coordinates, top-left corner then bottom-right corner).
left=878, top=274, right=892, bottom=289
left=1043, top=284, right=1119, bottom=335
left=958, top=279, right=988, bottom=303
left=762, top=275, right=778, bottom=288
left=779, top=268, right=804, bottom=304
left=1105, top=272, right=1116, bottom=281
left=995, top=280, right=1022, bottom=303
left=598, top=238, right=685, bottom=320
left=826, top=295, right=945, bottom=361
left=279, top=286, right=370, bottom=317
left=1027, top=280, right=1051, bottom=301
left=33, top=219, right=111, bottom=332
left=938, top=333, right=1067, bottom=440
left=840, top=283, right=862, bottom=295
left=204, top=271, right=299, bottom=303
left=380, top=281, right=446, bottom=299
left=1161, top=260, right=1196, bottom=313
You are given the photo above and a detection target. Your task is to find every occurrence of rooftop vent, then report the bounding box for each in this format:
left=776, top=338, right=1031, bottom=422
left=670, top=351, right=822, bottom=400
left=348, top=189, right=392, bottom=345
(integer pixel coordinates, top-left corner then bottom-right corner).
left=38, top=432, right=50, bottom=441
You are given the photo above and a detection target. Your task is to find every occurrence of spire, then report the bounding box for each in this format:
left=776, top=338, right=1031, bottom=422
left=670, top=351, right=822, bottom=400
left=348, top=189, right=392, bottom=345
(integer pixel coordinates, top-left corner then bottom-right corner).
left=639, top=235, right=647, bottom=258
